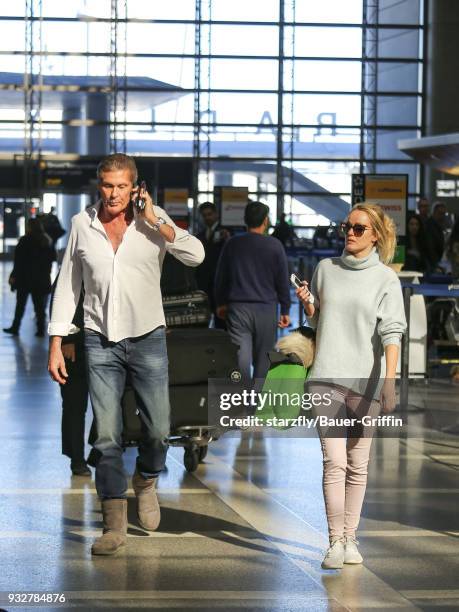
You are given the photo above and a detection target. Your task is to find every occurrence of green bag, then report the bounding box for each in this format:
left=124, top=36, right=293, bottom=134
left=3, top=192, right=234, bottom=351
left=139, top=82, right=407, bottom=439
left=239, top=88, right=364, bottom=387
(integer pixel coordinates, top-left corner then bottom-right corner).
left=257, top=352, right=309, bottom=429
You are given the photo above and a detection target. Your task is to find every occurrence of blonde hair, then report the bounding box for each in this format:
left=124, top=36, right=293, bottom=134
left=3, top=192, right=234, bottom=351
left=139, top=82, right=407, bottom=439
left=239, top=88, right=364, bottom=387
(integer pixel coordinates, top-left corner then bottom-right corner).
left=352, top=202, right=397, bottom=264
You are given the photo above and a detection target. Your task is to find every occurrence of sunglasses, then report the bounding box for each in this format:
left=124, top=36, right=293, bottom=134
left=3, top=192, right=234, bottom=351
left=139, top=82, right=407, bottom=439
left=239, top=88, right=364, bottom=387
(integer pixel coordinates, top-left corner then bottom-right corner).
left=339, top=222, right=371, bottom=238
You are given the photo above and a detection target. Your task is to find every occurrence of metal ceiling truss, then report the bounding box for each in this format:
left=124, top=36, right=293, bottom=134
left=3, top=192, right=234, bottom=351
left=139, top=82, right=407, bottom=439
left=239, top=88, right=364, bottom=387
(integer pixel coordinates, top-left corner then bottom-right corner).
left=360, top=0, right=379, bottom=174
left=24, top=0, right=43, bottom=206
left=110, top=0, right=128, bottom=154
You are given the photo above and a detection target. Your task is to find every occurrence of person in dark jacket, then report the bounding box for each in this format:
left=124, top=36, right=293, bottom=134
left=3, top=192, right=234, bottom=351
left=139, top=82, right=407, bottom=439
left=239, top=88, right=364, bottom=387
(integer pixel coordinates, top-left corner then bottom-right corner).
left=417, top=197, right=429, bottom=226
left=402, top=213, right=436, bottom=273
left=4, top=217, right=56, bottom=337
left=49, top=279, right=90, bottom=476
left=59, top=290, right=91, bottom=476
left=38, top=208, right=66, bottom=247
left=195, top=202, right=229, bottom=329
left=425, top=202, right=447, bottom=270
left=214, top=201, right=291, bottom=380
left=446, top=217, right=459, bottom=279
left=271, top=213, right=296, bottom=247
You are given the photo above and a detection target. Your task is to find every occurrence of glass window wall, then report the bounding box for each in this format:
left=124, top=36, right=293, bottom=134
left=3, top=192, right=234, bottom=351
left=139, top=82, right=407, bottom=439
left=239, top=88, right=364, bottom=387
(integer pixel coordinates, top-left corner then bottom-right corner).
left=0, top=0, right=424, bottom=230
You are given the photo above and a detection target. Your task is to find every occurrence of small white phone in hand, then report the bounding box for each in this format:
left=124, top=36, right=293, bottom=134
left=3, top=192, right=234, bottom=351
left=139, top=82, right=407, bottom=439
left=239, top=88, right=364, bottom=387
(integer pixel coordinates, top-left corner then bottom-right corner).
left=290, top=274, right=314, bottom=305
left=290, top=274, right=304, bottom=289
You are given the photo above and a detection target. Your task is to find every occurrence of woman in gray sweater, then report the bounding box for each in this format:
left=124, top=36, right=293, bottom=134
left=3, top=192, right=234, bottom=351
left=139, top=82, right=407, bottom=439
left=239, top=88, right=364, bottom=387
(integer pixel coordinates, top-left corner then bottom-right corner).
left=296, top=202, right=406, bottom=570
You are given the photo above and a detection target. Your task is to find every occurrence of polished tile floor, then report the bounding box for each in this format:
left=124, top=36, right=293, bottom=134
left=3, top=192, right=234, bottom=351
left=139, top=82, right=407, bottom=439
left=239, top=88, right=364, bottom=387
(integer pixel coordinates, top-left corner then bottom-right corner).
left=0, top=262, right=458, bottom=611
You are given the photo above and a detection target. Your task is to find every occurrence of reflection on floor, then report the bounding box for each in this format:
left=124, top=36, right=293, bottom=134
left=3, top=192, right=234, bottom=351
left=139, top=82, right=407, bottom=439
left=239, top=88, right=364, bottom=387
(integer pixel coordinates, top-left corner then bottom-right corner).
left=0, top=262, right=458, bottom=611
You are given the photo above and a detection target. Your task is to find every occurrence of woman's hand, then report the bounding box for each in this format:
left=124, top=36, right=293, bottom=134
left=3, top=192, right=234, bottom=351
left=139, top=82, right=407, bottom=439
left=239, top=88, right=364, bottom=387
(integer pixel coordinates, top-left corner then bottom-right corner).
left=296, top=281, right=315, bottom=316
left=295, top=281, right=312, bottom=306
left=380, top=378, right=397, bottom=413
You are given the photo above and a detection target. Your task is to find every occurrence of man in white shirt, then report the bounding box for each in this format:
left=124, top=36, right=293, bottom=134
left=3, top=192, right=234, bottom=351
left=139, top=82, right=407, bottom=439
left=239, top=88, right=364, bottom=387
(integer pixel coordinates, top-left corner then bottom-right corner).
left=48, top=154, right=204, bottom=555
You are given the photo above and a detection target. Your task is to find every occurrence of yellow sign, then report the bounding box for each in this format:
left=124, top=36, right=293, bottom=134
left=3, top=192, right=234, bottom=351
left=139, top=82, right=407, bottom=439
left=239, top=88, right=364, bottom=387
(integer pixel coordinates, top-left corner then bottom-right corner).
left=164, top=188, right=189, bottom=217
left=365, top=177, right=407, bottom=199
left=220, top=187, right=249, bottom=226
left=363, top=175, right=407, bottom=236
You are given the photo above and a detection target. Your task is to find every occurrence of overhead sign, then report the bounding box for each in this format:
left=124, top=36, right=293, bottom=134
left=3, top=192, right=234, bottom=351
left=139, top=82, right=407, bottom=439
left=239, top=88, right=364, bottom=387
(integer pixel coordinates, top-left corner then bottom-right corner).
left=41, top=159, right=99, bottom=193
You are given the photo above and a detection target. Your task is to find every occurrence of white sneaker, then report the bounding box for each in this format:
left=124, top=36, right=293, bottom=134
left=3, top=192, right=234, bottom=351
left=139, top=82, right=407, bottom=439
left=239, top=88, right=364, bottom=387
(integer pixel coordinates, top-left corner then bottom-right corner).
left=321, top=538, right=345, bottom=569
left=344, top=536, right=363, bottom=564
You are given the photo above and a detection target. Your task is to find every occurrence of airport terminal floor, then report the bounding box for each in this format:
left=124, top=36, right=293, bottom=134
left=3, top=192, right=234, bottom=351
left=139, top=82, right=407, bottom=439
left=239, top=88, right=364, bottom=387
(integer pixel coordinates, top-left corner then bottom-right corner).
left=0, top=261, right=458, bottom=612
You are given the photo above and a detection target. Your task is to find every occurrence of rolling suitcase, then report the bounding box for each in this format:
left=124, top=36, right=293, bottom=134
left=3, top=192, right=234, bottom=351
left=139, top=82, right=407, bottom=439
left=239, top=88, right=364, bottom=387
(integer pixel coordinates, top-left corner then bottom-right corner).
left=121, top=329, right=240, bottom=452
left=121, top=383, right=210, bottom=446
left=167, top=328, right=239, bottom=385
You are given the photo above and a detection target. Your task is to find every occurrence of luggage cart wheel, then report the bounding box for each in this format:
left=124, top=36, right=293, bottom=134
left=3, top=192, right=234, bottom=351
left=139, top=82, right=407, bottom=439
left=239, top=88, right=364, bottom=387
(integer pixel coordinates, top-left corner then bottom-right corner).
left=184, top=448, right=199, bottom=472
left=198, top=445, right=208, bottom=462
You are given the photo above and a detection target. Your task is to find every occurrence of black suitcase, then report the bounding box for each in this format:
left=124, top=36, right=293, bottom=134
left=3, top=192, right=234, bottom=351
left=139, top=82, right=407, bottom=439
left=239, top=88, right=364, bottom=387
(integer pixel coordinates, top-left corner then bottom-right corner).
left=121, top=383, right=210, bottom=445
left=121, top=329, right=240, bottom=445
left=167, top=328, right=239, bottom=385
left=162, top=291, right=211, bottom=328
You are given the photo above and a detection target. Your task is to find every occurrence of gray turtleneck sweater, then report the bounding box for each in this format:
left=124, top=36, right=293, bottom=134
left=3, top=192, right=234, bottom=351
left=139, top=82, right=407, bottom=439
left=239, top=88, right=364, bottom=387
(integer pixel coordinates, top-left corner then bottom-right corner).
left=308, top=248, right=407, bottom=384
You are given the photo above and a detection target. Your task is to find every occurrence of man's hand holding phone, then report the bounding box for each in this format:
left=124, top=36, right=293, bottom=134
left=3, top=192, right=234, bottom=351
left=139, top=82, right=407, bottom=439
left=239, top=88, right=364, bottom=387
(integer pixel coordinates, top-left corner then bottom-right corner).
left=132, top=182, right=176, bottom=243
left=131, top=181, right=153, bottom=218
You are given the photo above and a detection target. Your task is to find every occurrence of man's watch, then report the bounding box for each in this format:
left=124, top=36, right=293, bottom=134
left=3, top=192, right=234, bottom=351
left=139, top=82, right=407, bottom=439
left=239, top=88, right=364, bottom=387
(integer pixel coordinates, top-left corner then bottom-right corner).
left=152, top=217, right=167, bottom=232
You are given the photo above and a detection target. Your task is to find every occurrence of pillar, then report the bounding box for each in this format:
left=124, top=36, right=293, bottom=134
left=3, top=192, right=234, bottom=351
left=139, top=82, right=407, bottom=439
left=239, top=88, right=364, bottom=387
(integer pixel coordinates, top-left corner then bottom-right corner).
left=86, top=93, right=110, bottom=156
left=424, top=0, right=459, bottom=199
left=56, top=100, right=85, bottom=246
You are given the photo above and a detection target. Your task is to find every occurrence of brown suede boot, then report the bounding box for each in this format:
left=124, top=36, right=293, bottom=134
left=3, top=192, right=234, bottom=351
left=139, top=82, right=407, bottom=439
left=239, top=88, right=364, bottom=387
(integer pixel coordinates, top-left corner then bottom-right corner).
left=132, top=469, right=160, bottom=531
left=91, top=498, right=127, bottom=556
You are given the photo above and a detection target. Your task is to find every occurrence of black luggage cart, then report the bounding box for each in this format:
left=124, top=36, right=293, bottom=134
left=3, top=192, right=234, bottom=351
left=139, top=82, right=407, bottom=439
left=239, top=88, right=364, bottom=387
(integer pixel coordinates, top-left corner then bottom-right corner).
left=121, top=328, right=240, bottom=472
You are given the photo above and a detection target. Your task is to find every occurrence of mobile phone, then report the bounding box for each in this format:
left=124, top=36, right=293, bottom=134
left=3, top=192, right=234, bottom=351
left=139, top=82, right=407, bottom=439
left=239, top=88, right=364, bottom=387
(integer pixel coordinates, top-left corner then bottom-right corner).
left=132, top=180, right=147, bottom=212
left=290, top=274, right=304, bottom=289
left=291, top=274, right=314, bottom=305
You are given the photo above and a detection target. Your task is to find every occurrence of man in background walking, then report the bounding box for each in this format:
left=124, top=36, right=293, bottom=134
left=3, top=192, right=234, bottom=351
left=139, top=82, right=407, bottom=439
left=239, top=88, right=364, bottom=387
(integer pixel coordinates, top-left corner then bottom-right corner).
left=214, top=201, right=290, bottom=380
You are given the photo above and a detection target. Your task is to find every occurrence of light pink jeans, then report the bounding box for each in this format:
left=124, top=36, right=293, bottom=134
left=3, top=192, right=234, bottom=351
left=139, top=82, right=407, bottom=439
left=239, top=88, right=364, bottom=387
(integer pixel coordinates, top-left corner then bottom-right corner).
left=313, top=384, right=380, bottom=541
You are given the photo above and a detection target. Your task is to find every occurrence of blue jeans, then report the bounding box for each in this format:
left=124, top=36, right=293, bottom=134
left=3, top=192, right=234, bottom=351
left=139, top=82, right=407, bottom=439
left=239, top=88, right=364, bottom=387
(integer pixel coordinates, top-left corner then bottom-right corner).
left=84, top=327, right=170, bottom=499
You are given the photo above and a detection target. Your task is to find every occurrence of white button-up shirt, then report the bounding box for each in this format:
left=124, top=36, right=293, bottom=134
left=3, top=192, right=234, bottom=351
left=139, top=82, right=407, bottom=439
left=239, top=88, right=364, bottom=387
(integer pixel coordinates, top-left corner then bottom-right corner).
left=49, top=202, right=205, bottom=342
